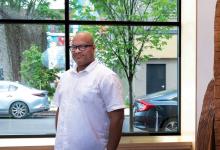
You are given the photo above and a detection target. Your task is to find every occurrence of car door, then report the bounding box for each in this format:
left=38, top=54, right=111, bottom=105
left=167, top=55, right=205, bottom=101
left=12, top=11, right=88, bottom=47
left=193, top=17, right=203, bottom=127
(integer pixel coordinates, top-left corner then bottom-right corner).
left=0, top=84, right=11, bottom=113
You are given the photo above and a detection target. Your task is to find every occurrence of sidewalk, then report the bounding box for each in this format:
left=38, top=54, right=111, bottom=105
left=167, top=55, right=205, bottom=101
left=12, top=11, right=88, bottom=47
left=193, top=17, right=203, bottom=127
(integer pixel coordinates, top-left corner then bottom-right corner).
left=32, top=104, right=129, bottom=117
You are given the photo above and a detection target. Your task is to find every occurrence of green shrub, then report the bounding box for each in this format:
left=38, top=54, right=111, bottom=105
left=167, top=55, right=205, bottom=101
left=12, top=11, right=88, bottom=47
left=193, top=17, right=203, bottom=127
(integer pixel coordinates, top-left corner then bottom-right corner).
left=20, top=45, right=59, bottom=96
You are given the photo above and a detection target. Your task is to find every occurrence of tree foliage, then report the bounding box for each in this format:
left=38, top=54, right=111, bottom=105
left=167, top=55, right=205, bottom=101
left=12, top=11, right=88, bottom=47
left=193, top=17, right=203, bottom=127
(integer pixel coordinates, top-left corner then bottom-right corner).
left=20, top=45, right=59, bottom=96
left=70, top=0, right=176, bottom=79
left=70, top=0, right=177, bottom=131
left=0, top=0, right=62, bottom=19
left=0, top=0, right=63, bottom=81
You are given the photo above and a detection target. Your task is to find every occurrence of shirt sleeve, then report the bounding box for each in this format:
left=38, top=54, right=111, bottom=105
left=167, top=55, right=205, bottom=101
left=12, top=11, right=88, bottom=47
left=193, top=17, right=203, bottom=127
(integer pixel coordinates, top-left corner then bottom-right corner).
left=100, top=73, right=125, bottom=112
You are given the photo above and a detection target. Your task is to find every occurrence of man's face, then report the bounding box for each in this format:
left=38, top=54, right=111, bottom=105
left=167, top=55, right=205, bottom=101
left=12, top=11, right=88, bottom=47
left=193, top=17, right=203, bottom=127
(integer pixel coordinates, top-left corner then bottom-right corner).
left=71, top=34, right=95, bottom=69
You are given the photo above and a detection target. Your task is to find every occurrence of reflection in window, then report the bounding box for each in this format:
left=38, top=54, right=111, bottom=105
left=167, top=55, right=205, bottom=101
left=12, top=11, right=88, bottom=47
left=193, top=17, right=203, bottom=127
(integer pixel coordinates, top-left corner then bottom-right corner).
left=69, top=0, right=177, bottom=21
left=0, top=0, right=179, bottom=136
left=0, top=24, right=64, bottom=135
left=0, top=0, right=64, bottom=20
left=69, top=25, right=179, bottom=133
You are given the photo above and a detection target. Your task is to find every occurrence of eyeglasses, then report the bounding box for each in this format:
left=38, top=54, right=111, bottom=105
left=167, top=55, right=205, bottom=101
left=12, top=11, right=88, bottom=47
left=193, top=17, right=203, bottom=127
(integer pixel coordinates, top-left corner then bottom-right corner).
left=70, top=44, right=93, bottom=52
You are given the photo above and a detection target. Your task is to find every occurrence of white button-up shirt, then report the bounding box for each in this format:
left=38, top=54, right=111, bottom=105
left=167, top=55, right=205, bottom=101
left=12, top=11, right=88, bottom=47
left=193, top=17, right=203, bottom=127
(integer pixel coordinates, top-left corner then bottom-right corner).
left=54, top=60, right=125, bottom=150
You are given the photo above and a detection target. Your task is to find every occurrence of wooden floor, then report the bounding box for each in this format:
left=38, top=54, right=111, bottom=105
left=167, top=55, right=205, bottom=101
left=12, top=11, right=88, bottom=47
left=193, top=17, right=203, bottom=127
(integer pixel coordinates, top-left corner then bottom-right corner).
left=0, top=142, right=192, bottom=150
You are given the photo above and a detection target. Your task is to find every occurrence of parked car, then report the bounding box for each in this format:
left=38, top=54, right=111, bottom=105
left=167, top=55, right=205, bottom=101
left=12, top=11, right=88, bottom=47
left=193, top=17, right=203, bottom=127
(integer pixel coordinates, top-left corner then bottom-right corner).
left=133, top=89, right=178, bottom=132
left=0, top=81, right=50, bottom=119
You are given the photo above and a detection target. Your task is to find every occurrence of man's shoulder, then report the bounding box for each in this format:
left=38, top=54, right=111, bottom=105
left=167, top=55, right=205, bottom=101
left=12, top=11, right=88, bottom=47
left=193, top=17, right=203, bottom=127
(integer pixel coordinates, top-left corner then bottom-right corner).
left=59, top=69, right=73, bottom=79
left=96, top=62, right=115, bottom=75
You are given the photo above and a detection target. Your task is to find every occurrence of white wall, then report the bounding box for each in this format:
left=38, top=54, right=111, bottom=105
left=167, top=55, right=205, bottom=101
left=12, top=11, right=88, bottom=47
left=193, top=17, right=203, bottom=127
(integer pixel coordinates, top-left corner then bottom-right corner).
left=180, top=1, right=196, bottom=147
left=133, top=59, right=177, bottom=96
left=197, top=0, right=216, bottom=126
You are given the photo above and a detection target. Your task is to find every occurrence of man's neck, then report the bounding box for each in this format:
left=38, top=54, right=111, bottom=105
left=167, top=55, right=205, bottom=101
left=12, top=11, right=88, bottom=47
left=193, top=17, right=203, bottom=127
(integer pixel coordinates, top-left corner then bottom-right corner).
left=76, top=60, right=95, bottom=72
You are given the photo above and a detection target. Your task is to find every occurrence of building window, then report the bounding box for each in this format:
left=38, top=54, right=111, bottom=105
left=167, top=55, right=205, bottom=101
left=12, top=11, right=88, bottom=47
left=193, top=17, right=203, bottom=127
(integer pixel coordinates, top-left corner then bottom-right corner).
left=0, top=0, right=180, bottom=137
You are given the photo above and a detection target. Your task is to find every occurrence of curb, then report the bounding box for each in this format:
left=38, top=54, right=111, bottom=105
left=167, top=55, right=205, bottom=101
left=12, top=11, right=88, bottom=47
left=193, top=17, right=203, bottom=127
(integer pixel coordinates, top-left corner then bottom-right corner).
left=32, top=110, right=56, bottom=117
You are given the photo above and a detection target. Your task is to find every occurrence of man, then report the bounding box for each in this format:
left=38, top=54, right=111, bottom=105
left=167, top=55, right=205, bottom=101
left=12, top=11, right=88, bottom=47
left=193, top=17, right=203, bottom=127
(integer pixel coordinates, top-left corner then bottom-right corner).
left=54, top=32, right=125, bottom=150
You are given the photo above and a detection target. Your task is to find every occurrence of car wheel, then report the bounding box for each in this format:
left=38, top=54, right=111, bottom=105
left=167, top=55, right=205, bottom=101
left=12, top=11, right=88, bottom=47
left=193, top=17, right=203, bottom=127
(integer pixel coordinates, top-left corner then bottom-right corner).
left=10, top=101, right=29, bottom=119
left=162, top=118, right=178, bottom=132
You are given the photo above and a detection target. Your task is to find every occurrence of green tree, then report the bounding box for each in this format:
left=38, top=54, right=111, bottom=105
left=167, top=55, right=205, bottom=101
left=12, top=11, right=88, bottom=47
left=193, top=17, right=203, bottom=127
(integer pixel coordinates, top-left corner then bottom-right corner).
left=0, top=0, right=63, bottom=81
left=20, top=45, right=59, bottom=96
left=70, top=0, right=177, bottom=131
left=0, top=0, right=62, bottom=19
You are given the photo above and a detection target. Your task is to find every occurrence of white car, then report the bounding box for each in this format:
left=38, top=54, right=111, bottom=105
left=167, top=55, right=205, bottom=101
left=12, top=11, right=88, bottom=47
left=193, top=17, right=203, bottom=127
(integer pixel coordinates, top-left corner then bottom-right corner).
left=0, top=81, right=50, bottom=118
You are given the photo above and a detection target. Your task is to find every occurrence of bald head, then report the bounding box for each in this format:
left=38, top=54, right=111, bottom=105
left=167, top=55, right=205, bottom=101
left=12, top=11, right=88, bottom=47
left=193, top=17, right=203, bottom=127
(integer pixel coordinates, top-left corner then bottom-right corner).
left=72, top=32, right=94, bottom=45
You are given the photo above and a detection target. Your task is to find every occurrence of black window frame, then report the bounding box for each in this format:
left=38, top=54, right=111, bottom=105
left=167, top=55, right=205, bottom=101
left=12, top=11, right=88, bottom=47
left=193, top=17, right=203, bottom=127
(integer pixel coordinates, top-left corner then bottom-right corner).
left=0, top=0, right=181, bottom=138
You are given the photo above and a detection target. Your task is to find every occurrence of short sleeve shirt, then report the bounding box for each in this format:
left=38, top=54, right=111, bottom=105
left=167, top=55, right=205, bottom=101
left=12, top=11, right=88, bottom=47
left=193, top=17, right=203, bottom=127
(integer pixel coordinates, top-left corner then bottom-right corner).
left=54, top=60, right=125, bottom=150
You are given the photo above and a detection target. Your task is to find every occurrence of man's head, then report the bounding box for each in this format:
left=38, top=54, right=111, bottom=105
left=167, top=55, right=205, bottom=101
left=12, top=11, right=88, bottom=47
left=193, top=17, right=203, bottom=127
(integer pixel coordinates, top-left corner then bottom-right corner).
left=70, top=32, right=96, bottom=72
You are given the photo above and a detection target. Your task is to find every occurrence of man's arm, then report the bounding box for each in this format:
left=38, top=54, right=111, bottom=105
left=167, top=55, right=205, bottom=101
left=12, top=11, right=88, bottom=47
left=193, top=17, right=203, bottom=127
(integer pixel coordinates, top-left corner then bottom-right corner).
left=55, top=107, right=59, bottom=130
left=107, top=109, right=124, bottom=150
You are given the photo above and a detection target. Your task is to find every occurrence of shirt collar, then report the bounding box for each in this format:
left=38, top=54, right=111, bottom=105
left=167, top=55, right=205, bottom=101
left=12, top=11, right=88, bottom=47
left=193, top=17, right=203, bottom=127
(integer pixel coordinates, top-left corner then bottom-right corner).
left=71, top=60, right=98, bottom=74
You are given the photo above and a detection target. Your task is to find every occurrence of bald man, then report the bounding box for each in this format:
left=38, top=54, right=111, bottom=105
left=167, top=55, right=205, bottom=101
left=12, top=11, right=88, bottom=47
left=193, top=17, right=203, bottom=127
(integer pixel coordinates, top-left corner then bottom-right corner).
left=54, top=32, right=125, bottom=150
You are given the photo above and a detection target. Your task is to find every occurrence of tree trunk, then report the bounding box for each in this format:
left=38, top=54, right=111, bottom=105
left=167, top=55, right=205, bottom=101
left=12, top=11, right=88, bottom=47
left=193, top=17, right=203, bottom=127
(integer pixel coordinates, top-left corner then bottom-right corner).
left=127, top=25, right=134, bottom=132
left=0, top=24, right=13, bottom=80
left=128, top=77, right=134, bottom=132
left=3, top=24, right=46, bottom=81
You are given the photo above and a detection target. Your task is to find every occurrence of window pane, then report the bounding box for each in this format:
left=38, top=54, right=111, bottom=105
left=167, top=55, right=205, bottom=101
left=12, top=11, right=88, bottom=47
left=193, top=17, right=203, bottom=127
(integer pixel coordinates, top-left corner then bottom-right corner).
left=0, top=0, right=64, bottom=20
left=0, top=24, right=65, bottom=135
left=69, top=0, right=177, bottom=22
left=69, top=25, right=179, bottom=133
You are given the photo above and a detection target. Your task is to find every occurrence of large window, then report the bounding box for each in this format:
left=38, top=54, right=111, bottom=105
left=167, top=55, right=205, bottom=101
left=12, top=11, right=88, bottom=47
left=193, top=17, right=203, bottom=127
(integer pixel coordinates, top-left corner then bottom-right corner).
left=0, top=0, right=180, bottom=137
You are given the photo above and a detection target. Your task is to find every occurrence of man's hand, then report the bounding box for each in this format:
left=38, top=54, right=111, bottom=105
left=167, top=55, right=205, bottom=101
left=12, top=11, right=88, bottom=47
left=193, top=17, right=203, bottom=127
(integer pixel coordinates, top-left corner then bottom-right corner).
left=107, top=109, right=124, bottom=150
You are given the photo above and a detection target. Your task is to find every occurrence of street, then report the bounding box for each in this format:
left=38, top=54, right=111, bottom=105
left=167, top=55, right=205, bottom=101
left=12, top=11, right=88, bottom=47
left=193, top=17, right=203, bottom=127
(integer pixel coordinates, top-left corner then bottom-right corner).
left=0, top=115, right=142, bottom=135
left=0, top=116, right=56, bottom=135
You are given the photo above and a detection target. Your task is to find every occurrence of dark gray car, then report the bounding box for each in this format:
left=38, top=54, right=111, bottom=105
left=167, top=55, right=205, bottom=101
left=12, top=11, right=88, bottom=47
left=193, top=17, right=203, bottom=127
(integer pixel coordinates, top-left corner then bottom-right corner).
left=133, top=89, right=178, bottom=133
